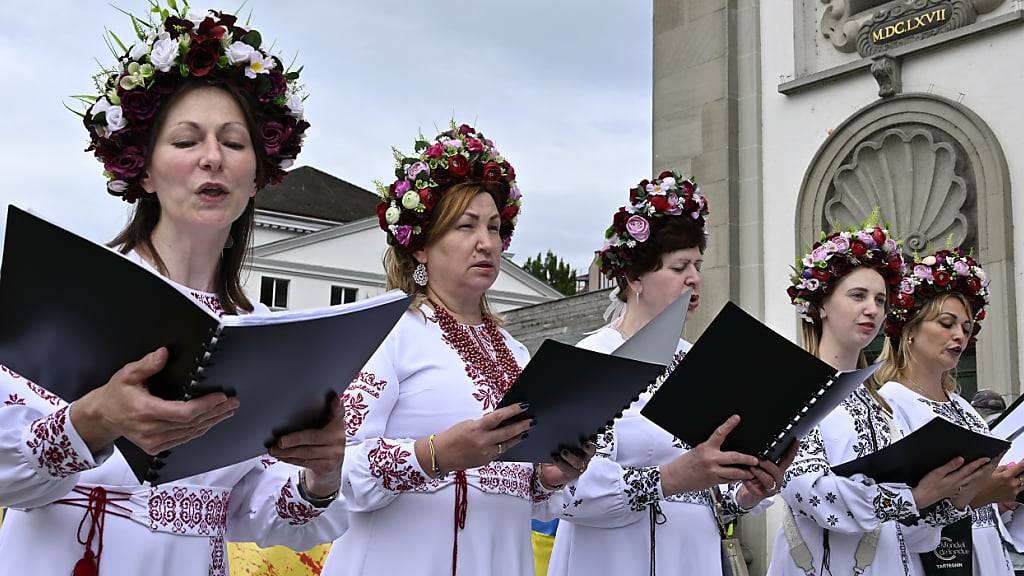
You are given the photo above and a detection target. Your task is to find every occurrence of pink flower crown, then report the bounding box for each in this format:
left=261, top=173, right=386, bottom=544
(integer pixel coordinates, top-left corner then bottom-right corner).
left=79, top=3, right=308, bottom=202
left=595, top=171, right=708, bottom=279
left=787, top=222, right=905, bottom=323
left=885, top=248, right=990, bottom=342
left=375, top=121, right=521, bottom=252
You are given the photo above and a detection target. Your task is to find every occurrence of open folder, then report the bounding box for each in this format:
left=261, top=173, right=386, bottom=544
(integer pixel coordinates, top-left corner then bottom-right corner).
left=494, top=290, right=691, bottom=463
left=642, top=301, right=880, bottom=463
left=832, top=416, right=1009, bottom=484
left=0, top=205, right=411, bottom=483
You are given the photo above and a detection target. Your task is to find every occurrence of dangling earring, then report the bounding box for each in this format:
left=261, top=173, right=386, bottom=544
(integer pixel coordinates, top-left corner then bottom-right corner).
left=634, top=283, right=642, bottom=306
left=413, top=262, right=429, bottom=287
left=223, top=234, right=234, bottom=250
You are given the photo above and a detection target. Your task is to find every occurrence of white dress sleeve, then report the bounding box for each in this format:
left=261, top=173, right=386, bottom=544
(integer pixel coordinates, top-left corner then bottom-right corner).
left=340, top=335, right=431, bottom=513
left=782, top=426, right=929, bottom=536
left=0, top=369, right=112, bottom=509
left=547, top=425, right=662, bottom=528
left=225, top=458, right=348, bottom=551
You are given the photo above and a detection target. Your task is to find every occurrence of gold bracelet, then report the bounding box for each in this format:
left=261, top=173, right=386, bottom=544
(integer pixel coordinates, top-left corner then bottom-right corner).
left=428, top=433, right=441, bottom=478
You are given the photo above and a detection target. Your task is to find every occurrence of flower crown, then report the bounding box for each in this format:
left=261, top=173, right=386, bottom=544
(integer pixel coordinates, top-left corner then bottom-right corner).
left=78, top=2, right=308, bottom=202
left=375, top=121, right=521, bottom=252
left=595, top=171, right=708, bottom=279
left=788, top=212, right=905, bottom=323
left=885, top=248, right=990, bottom=342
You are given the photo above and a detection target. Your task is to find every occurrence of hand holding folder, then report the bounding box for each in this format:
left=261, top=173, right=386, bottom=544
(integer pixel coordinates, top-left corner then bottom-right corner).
left=493, top=290, right=692, bottom=463
left=0, top=206, right=412, bottom=483
left=642, top=302, right=881, bottom=463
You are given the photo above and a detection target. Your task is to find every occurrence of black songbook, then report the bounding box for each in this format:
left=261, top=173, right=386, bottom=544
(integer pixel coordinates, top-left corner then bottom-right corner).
left=832, top=417, right=1009, bottom=485
left=495, top=340, right=665, bottom=463
left=642, top=301, right=880, bottom=463
left=0, top=205, right=411, bottom=484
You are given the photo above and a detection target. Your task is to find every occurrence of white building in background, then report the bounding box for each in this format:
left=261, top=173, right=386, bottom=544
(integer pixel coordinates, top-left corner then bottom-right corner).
left=241, top=166, right=562, bottom=311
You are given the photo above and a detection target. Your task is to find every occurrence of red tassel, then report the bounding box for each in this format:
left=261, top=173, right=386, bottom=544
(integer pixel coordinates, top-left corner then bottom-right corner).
left=72, top=550, right=98, bottom=576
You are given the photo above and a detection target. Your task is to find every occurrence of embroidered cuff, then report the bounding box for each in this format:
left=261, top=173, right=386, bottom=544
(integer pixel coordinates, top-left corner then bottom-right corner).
left=531, top=465, right=558, bottom=503
left=623, top=466, right=663, bottom=512
left=719, top=483, right=754, bottom=517
left=366, top=438, right=429, bottom=493
left=921, top=498, right=972, bottom=528
left=275, top=475, right=326, bottom=526
left=874, top=484, right=919, bottom=524
left=22, top=405, right=101, bottom=479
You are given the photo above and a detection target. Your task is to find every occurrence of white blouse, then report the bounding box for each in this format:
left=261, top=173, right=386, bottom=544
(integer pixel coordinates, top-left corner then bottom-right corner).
left=0, top=255, right=348, bottom=576
left=547, top=327, right=768, bottom=576
left=323, top=304, right=559, bottom=576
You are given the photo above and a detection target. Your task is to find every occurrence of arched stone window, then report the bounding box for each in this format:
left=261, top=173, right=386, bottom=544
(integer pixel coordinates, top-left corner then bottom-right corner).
left=797, top=93, right=1016, bottom=396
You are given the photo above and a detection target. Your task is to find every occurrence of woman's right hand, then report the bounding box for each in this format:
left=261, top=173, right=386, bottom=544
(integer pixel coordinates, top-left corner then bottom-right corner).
left=70, top=348, right=240, bottom=456
left=659, top=415, right=759, bottom=496
left=416, top=403, right=535, bottom=477
left=911, top=455, right=993, bottom=509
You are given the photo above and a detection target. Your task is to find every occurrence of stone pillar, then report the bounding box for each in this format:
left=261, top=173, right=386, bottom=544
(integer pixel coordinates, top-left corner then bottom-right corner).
left=653, top=0, right=769, bottom=572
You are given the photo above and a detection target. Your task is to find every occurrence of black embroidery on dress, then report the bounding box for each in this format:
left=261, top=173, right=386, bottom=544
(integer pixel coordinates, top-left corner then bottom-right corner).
left=623, top=466, right=663, bottom=512
left=921, top=499, right=971, bottom=528
left=873, top=485, right=915, bottom=522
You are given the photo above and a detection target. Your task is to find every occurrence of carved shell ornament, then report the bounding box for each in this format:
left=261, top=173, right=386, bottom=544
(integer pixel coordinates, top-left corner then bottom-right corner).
left=826, top=129, right=968, bottom=253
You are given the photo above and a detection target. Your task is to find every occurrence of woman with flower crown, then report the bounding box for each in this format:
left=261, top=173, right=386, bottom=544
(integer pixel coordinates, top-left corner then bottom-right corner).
left=877, top=248, right=1024, bottom=575
left=321, top=122, right=590, bottom=576
left=766, top=224, right=991, bottom=576
left=0, top=6, right=349, bottom=575
left=544, top=171, right=791, bottom=576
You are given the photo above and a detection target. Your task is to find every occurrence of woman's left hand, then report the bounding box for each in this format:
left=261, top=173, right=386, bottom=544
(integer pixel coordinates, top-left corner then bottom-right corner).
left=538, top=443, right=597, bottom=489
left=736, top=441, right=798, bottom=509
left=269, top=394, right=347, bottom=498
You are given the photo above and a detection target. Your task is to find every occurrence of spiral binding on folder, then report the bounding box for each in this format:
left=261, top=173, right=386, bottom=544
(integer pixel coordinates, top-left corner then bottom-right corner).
left=143, top=326, right=225, bottom=483
left=759, top=374, right=839, bottom=460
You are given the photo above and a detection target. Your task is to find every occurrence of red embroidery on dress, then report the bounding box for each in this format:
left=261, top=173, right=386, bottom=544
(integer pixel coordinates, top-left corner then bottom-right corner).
left=349, top=371, right=387, bottom=398
left=209, top=533, right=226, bottom=576
left=4, top=393, right=25, bottom=406
left=433, top=307, right=522, bottom=410
left=191, top=292, right=224, bottom=317
left=531, top=469, right=556, bottom=504
left=343, top=390, right=371, bottom=437
left=367, top=438, right=427, bottom=492
left=260, top=457, right=278, bottom=469
left=274, top=478, right=325, bottom=525
left=26, top=406, right=92, bottom=478
left=147, top=486, right=230, bottom=536
left=0, top=364, right=23, bottom=379
left=26, top=382, right=63, bottom=406
left=478, top=461, right=534, bottom=499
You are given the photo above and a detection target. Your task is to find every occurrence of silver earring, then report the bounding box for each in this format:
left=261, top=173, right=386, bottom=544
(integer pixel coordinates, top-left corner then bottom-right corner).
left=413, top=263, right=428, bottom=287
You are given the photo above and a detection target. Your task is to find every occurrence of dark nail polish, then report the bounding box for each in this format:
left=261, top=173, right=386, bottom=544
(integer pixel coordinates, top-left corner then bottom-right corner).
left=530, top=418, right=538, bottom=427
left=520, top=431, right=529, bottom=440
left=519, top=402, right=531, bottom=410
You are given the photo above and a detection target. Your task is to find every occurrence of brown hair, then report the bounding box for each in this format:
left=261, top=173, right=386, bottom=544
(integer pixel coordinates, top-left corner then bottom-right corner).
left=798, top=266, right=891, bottom=411
left=876, top=291, right=973, bottom=393
left=614, top=216, right=707, bottom=303
left=384, top=181, right=504, bottom=323
left=108, top=82, right=269, bottom=314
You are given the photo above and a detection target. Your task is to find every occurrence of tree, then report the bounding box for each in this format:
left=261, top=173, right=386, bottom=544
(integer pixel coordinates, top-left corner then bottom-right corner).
left=522, top=250, right=577, bottom=296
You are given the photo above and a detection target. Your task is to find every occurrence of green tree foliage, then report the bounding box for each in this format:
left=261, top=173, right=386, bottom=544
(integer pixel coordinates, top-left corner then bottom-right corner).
left=522, top=250, right=577, bottom=296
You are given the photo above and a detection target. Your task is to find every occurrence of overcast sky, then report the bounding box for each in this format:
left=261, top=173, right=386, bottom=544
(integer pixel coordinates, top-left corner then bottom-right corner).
left=0, top=1, right=652, bottom=272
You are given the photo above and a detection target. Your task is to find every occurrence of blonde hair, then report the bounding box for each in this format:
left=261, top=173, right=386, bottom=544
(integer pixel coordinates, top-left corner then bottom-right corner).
left=384, top=182, right=503, bottom=324
left=798, top=268, right=891, bottom=411
left=876, top=292, right=973, bottom=393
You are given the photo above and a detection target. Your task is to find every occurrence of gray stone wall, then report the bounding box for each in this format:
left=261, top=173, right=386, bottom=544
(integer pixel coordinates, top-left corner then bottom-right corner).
left=503, top=288, right=614, bottom=355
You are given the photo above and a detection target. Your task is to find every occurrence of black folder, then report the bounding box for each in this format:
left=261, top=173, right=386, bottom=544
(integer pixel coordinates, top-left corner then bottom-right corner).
left=641, top=301, right=879, bottom=463
left=0, top=205, right=411, bottom=483
left=494, top=340, right=665, bottom=463
left=832, top=417, right=1009, bottom=485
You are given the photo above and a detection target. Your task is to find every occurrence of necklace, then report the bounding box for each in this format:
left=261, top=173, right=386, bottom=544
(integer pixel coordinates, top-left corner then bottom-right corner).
left=903, top=378, right=947, bottom=402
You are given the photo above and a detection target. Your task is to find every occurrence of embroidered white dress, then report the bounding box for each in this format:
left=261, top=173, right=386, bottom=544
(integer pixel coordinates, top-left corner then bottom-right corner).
left=880, top=382, right=1017, bottom=576
left=322, top=305, right=558, bottom=576
left=0, top=254, right=349, bottom=576
left=546, top=327, right=768, bottom=576
left=767, top=386, right=969, bottom=576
